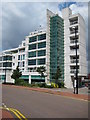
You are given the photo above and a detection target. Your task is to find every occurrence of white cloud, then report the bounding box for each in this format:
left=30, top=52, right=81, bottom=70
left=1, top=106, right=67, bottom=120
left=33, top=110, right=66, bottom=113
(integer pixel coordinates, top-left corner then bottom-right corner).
left=2, top=2, right=26, bottom=18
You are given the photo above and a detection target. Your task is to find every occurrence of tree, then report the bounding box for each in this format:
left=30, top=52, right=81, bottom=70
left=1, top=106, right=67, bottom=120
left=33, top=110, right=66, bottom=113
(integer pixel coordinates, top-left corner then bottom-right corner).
left=54, top=66, right=62, bottom=84
left=36, top=66, right=46, bottom=79
left=11, top=66, right=22, bottom=81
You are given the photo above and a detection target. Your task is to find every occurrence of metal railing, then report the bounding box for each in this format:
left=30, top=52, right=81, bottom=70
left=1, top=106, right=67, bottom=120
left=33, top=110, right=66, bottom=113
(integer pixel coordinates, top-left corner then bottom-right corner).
left=70, top=21, right=78, bottom=25
left=70, top=69, right=79, bottom=73
left=70, top=39, right=79, bottom=44
left=71, top=59, right=79, bottom=63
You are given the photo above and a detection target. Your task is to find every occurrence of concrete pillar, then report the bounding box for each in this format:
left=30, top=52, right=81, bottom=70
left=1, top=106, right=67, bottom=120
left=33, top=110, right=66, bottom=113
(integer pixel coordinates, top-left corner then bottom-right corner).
left=29, top=74, right=31, bottom=84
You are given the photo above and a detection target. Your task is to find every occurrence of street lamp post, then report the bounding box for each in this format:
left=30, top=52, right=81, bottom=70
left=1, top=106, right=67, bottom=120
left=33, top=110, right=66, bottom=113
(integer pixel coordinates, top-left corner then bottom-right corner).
left=73, top=27, right=78, bottom=94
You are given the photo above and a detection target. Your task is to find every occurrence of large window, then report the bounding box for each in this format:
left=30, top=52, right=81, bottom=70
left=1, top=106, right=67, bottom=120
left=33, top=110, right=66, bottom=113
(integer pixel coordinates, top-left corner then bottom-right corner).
left=38, top=50, right=46, bottom=57
left=3, top=62, right=12, bottom=67
left=29, top=36, right=37, bottom=43
left=28, top=59, right=36, bottom=65
left=29, top=44, right=36, bottom=50
left=38, top=34, right=46, bottom=41
left=37, top=58, right=46, bottom=65
left=28, top=51, right=36, bottom=58
left=38, top=42, right=46, bottom=49
left=3, top=56, right=12, bottom=61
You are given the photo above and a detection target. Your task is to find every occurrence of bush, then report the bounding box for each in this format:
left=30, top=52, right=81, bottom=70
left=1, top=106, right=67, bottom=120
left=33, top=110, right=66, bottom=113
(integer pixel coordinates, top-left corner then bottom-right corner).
left=51, top=82, right=59, bottom=88
left=37, top=83, right=46, bottom=87
left=15, top=79, right=29, bottom=86
left=57, top=81, right=64, bottom=88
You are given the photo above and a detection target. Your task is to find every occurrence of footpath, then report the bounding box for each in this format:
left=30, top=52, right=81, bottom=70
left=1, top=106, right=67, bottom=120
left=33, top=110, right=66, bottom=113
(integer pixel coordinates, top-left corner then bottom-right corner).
left=0, top=109, right=15, bottom=120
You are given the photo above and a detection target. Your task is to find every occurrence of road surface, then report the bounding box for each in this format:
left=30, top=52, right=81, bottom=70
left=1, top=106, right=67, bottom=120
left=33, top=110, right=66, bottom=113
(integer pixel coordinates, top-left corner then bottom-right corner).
left=2, top=85, right=88, bottom=118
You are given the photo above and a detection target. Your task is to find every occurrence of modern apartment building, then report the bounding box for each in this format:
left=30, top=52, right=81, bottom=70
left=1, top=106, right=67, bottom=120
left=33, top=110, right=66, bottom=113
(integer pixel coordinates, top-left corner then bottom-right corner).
left=62, top=8, right=87, bottom=88
left=0, top=8, right=87, bottom=88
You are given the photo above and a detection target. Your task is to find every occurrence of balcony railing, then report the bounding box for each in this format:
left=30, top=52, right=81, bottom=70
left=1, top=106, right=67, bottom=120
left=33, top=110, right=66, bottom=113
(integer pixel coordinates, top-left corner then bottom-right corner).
left=70, top=30, right=78, bottom=34
left=70, top=39, right=79, bottom=44
left=70, top=69, right=79, bottom=74
left=70, top=21, right=78, bottom=25
left=71, top=59, right=79, bottom=63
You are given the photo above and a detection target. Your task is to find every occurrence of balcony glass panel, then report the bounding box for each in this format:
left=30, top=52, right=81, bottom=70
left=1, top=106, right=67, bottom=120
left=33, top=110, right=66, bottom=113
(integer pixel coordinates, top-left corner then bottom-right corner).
left=38, top=34, right=46, bottom=41
left=28, top=51, right=36, bottom=58
left=29, top=36, right=37, bottom=43
left=3, top=62, right=12, bottom=67
left=37, top=58, right=46, bottom=65
left=29, top=44, right=36, bottom=50
left=38, top=42, right=46, bottom=49
left=28, top=59, right=36, bottom=65
left=3, top=56, right=12, bottom=61
left=38, top=50, right=46, bottom=57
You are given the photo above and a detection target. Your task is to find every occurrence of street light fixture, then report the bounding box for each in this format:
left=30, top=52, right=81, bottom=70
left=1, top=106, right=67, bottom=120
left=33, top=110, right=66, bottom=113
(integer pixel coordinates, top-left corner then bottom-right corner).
left=72, top=26, right=78, bottom=94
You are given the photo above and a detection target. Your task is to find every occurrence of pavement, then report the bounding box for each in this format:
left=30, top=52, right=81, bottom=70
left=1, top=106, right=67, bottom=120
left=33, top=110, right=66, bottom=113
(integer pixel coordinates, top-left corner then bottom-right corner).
left=2, top=109, right=15, bottom=119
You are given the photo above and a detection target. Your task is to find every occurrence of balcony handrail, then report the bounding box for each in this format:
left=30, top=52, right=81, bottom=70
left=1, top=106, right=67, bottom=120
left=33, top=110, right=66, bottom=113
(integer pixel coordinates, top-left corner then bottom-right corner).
left=70, top=21, right=78, bottom=25
left=70, top=69, right=79, bottom=73
left=70, top=30, right=78, bottom=34
left=70, top=39, right=79, bottom=44
left=71, top=59, right=79, bottom=63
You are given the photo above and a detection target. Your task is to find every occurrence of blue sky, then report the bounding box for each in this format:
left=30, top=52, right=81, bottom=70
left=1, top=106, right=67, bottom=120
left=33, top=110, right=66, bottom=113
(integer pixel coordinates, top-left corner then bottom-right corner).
left=59, top=2, right=77, bottom=10
left=1, top=1, right=89, bottom=72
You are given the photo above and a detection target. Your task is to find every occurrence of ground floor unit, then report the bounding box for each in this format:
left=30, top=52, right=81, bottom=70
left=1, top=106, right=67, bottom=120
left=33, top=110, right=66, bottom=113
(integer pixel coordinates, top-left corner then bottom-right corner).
left=0, top=70, right=88, bottom=88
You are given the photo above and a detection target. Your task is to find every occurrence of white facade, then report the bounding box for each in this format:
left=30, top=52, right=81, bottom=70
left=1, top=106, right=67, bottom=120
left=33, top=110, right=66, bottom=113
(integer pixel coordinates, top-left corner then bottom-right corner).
left=0, top=29, right=47, bottom=83
left=0, top=8, right=87, bottom=88
left=62, top=8, right=87, bottom=88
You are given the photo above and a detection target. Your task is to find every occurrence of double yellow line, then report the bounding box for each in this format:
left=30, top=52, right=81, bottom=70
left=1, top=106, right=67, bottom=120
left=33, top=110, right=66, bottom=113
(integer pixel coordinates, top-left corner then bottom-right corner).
left=0, top=107, right=27, bottom=120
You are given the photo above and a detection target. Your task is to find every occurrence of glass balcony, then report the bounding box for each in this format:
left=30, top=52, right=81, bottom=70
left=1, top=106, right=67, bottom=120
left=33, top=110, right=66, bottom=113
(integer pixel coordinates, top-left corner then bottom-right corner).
left=70, top=39, right=79, bottom=44
left=70, top=69, right=79, bottom=74
left=71, top=59, right=79, bottom=63
left=70, top=21, right=78, bottom=25
left=70, top=30, right=78, bottom=34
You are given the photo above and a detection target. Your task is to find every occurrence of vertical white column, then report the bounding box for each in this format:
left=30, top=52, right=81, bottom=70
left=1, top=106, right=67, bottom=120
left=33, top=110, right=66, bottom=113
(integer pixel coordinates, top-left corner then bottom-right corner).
left=29, top=74, right=31, bottom=84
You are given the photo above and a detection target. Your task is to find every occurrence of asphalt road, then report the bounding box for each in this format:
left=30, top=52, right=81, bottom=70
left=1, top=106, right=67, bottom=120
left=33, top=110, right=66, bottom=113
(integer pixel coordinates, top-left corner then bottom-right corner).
left=2, top=85, right=88, bottom=118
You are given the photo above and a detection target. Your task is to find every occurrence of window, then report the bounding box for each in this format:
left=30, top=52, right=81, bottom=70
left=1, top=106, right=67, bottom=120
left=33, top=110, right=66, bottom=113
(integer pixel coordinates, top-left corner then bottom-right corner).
left=3, top=56, right=12, bottom=61
left=29, top=44, right=36, bottom=50
left=29, top=36, right=37, bottom=43
left=18, top=55, right=20, bottom=60
left=38, top=50, right=46, bottom=57
left=38, top=34, right=46, bottom=41
left=21, top=55, right=22, bottom=60
left=23, top=43, right=25, bottom=46
left=0, top=63, right=2, bottom=67
left=23, top=61, right=24, bottom=67
left=0, top=57, right=2, bottom=61
left=28, top=60, right=36, bottom=65
left=28, top=51, right=36, bottom=58
left=23, top=54, right=25, bottom=60
left=38, top=42, right=46, bottom=49
left=37, top=58, right=46, bottom=65
left=3, top=62, right=12, bottom=67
